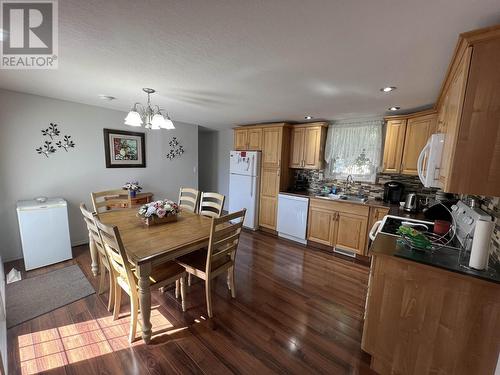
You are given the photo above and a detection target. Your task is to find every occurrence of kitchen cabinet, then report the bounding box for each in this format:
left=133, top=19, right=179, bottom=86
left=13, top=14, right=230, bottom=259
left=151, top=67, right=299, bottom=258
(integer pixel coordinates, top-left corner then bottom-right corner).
left=289, top=123, right=327, bottom=169
left=436, top=29, right=500, bottom=195
left=400, top=113, right=437, bottom=175
left=363, top=247, right=500, bottom=375
left=381, top=119, right=406, bottom=173
left=366, top=206, right=390, bottom=253
left=307, top=198, right=370, bottom=255
left=235, top=123, right=290, bottom=231
left=233, top=127, right=262, bottom=150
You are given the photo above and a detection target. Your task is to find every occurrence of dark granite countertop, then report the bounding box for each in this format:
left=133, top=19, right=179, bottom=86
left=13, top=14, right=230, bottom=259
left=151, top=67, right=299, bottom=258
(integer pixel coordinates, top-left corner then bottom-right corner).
left=370, top=233, right=500, bottom=284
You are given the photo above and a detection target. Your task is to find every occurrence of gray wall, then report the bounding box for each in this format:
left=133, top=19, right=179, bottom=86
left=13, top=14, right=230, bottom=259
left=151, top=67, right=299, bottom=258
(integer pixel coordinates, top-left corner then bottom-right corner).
left=198, top=128, right=232, bottom=209
left=0, top=89, right=198, bottom=261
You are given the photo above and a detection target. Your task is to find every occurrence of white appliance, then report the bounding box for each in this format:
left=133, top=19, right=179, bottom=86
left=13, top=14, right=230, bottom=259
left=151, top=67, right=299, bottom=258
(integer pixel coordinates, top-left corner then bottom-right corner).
left=229, top=151, right=261, bottom=230
left=16, top=198, right=72, bottom=270
left=417, top=133, right=445, bottom=188
left=277, top=194, right=309, bottom=244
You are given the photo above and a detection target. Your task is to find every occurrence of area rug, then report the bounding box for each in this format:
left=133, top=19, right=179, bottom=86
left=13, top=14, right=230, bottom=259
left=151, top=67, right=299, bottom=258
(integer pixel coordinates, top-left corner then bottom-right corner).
left=6, top=264, right=95, bottom=328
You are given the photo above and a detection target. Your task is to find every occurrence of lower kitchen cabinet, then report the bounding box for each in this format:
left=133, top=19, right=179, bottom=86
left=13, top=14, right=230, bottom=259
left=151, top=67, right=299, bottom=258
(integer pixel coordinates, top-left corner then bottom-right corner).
left=335, top=212, right=368, bottom=254
left=307, top=206, right=336, bottom=245
left=307, top=198, right=370, bottom=255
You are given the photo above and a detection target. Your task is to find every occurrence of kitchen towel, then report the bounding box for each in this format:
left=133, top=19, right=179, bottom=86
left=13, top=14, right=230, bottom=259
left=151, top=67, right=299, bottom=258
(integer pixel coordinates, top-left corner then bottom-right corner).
left=468, top=219, right=494, bottom=270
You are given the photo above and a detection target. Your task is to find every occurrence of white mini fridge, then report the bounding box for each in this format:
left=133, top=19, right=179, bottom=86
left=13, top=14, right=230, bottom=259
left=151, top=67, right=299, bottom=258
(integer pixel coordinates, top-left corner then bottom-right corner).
left=16, top=198, right=72, bottom=270
left=229, top=151, right=261, bottom=230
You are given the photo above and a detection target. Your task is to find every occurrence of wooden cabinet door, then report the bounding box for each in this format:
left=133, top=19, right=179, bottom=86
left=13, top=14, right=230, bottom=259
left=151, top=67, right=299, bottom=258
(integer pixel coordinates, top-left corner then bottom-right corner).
left=382, top=120, right=407, bottom=173
left=259, top=167, right=280, bottom=229
left=262, top=127, right=283, bottom=168
left=439, top=48, right=471, bottom=190
left=234, top=129, right=248, bottom=150
left=401, top=114, right=437, bottom=175
left=365, top=207, right=389, bottom=254
left=334, top=212, right=368, bottom=254
left=307, top=208, right=335, bottom=246
left=248, top=128, right=262, bottom=150
left=303, top=127, right=322, bottom=169
left=289, top=127, right=305, bottom=168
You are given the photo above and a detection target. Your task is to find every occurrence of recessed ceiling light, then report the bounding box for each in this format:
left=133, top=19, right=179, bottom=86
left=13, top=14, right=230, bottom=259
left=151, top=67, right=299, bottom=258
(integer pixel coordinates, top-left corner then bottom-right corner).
left=388, top=106, right=400, bottom=111
left=304, top=115, right=313, bottom=120
left=380, top=86, right=397, bottom=92
left=98, top=94, right=116, bottom=101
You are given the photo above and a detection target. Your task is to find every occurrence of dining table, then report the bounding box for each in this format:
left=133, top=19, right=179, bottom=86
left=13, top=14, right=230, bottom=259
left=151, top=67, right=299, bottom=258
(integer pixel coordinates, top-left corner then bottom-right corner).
left=94, top=208, right=213, bottom=344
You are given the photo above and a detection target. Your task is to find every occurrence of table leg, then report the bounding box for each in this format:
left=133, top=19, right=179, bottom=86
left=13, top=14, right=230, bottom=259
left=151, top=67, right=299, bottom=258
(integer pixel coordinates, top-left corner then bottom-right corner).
left=89, top=234, right=99, bottom=277
left=137, top=263, right=152, bottom=344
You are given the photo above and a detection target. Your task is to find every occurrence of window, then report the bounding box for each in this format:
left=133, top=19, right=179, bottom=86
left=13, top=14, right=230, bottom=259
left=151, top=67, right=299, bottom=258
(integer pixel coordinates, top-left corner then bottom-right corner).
left=324, top=118, right=383, bottom=183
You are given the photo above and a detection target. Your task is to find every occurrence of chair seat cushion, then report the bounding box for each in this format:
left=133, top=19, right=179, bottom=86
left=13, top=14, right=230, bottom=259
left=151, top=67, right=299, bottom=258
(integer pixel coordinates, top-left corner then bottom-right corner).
left=176, top=249, right=231, bottom=273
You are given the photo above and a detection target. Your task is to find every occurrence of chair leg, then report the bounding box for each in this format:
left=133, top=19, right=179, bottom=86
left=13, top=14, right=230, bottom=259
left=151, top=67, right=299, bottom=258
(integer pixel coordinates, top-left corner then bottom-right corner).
left=180, top=276, right=186, bottom=312
left=175, top=279, right=180, bottom=299
left=188, top=273, right=192, bottom=286
left=98, top=258, right=106, bottom=295
left=230, top=266, right=236, bottom=299
left=129, top=295, right=138, bottom=343
left=113, top=282, right=122, bottom=320
left=107, top=268, right=115, bottom=312
left=226, top=271, right=231, bottom=291
left=205, top=278, right=213, bottom=318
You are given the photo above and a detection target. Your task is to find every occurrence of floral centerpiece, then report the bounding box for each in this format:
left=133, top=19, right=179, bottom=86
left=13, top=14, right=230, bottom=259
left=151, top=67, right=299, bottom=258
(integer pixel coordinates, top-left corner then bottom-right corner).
left=123, top=181, right=142, bottom=198
left=137, top=199, right=180, bottom=226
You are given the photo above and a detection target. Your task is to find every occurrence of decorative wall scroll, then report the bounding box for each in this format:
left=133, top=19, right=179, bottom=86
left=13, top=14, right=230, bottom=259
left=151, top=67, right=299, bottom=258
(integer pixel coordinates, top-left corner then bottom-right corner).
left=166, top=137, right=184, bottom=160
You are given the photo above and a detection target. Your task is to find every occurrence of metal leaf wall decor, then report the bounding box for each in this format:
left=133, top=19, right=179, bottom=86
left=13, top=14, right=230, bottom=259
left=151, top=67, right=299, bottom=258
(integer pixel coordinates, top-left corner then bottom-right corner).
left=36, top=123, right=76, bottom=157
left=166, top=137, right=184, bottom=160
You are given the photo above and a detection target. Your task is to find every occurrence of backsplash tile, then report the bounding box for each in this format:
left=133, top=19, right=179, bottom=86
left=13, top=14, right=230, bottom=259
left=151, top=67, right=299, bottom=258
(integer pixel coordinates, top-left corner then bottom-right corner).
left=292, top=169, right=499, bottom=262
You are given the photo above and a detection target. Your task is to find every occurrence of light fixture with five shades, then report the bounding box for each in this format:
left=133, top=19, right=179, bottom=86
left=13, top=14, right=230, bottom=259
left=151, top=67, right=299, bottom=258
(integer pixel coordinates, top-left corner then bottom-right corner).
left=124, top=88, right=175, bottom=130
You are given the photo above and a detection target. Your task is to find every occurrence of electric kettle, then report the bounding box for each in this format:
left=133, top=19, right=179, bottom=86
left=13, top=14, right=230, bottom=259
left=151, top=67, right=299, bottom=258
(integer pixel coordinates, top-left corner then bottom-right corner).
left=404, top=193, right=418, bottom=212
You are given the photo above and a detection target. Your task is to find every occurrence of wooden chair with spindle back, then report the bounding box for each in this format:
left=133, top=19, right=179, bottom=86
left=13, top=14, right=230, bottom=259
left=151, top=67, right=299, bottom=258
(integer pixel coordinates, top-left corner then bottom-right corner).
left=80, top=203, right=115, bottom=312
left=178, top=187, right=200, bottom=213
left=176, top=209, right=246, bottom=318
left=199, top=192, right=225, bottom=218
left=95, top=217, right=187, bottom=343
left=91, top=189, right=129, bottom=213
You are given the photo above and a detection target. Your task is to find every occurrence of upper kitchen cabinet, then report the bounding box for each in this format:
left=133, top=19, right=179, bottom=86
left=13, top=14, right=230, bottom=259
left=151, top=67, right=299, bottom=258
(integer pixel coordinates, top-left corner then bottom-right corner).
left=381, top=119, right=406, bottom=173
left=289, top=122, right=328, bottom=169
left=382, top=111, right=437, bottom=175
left=401, top=112, right=437, bottom=175
left=233, top=127, right=262, bottom=150
left=436, top=26, right=500, bottom=195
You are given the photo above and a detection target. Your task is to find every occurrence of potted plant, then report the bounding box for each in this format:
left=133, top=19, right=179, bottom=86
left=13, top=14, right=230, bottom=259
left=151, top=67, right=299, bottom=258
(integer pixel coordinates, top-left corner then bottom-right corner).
left=123, top=181, right=142, bottom=198
left=137, top=199, right=180, bottom=226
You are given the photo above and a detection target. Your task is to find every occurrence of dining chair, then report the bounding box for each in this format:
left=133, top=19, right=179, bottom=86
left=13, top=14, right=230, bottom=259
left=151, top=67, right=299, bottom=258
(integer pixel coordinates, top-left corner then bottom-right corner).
left=176, top=209, right=246, bottom=318
left=80, top=203, right=115, bottom=312
left=91, top=189, right=129, bottom=213
left=95, top=218, right=187, bottom=343
left=178, top=187, right=200, bottom=213
left=199, top=192, right=225, bottom=218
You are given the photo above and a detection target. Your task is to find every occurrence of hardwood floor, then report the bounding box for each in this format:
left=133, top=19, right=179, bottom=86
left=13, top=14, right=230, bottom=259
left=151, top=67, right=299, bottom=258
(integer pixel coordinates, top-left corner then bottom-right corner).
left=6, top=230, right=375, bottom=375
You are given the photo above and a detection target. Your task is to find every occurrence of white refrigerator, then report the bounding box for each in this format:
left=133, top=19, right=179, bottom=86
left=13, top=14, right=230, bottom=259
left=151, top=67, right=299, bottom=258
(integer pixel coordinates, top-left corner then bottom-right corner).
left=229, top=151, right=261, bottom=230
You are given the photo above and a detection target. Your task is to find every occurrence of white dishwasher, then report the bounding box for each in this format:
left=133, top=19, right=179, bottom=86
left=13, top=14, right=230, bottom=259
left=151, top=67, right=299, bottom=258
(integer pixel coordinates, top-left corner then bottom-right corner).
left=277, top=193, right=309, bottom=244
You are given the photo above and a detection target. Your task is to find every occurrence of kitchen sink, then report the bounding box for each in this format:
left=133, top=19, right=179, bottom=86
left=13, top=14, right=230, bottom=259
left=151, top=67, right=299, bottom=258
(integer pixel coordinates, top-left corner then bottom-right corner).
left=315, top=194, right=368, bottom=203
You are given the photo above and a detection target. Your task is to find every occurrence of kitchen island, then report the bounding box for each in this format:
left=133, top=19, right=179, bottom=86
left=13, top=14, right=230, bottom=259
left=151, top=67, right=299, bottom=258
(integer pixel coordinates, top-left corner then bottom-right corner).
left=362, top=234, right=500, bottom=375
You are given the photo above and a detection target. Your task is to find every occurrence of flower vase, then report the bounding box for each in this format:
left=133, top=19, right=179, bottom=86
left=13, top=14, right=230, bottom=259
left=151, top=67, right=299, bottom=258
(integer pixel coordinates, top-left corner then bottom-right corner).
left=129, top=190, right=137, bottom=198
left=144, top=214, right=178, bottom=226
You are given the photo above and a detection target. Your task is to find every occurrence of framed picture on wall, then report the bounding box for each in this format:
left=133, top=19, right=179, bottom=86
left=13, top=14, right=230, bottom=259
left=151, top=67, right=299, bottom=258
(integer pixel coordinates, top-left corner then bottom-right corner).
left=103, top=129, right=146, bottom=168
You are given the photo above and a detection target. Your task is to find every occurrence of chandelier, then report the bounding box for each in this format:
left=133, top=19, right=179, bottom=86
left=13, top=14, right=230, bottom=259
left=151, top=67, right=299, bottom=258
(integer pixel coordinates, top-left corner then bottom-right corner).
left=124, top=88, right=175, bottom=130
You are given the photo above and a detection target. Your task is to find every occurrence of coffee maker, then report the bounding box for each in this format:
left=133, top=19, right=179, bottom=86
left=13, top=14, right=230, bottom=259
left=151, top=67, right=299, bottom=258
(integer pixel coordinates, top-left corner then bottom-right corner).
left=383, top=181, right=404, bottom=203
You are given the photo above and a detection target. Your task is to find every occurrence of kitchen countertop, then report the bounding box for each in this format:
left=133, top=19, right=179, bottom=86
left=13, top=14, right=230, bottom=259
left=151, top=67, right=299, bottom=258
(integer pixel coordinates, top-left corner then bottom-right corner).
left=370, top=233, right=500, bottom=284
left=280, top=190, right=427, bottom=217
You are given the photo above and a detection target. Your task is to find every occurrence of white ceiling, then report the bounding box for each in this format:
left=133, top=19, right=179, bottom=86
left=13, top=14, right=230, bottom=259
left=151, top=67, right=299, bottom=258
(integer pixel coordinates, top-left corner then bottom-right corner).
left=1, top=0, right=499, bottom=129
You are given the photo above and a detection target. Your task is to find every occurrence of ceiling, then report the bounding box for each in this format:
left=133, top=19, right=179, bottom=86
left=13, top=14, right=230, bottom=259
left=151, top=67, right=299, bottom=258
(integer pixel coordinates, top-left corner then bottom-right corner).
left=1, top=0, right=499, bottom=129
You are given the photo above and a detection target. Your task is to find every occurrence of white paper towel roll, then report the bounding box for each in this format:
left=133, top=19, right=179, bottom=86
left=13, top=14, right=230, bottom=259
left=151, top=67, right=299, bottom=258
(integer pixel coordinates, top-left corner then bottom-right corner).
left=469, top=219, right=494, bottom=270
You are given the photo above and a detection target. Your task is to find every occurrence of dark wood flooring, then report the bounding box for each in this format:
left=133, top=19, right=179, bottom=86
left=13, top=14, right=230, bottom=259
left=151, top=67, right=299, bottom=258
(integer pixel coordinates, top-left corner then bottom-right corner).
left=6, top=230, right=375, bottom=375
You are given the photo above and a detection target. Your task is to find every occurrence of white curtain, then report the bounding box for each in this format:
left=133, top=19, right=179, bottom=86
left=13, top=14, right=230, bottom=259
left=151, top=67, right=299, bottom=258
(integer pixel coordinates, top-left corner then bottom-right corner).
left=324, top=118, right=383, bottom=182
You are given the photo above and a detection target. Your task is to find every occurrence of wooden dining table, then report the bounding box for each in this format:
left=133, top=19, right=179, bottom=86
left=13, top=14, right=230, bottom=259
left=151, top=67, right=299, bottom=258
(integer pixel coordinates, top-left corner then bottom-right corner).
left=95, top=208, right=213, bottom=344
